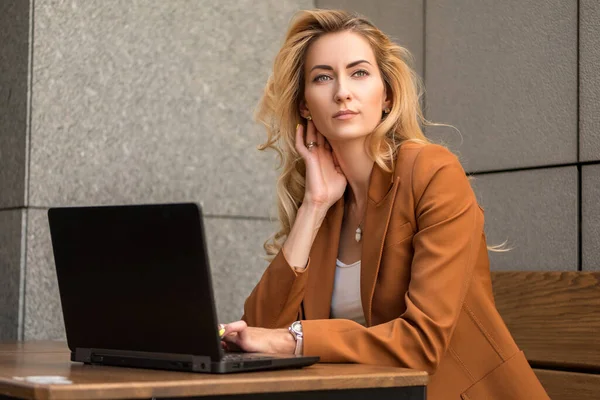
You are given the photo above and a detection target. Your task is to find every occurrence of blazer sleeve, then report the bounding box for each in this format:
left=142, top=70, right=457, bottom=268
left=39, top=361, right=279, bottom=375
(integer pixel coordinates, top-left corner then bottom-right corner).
left=241, top=250, right=310, bottom=328
left=301, top=145, right=483, bottom=374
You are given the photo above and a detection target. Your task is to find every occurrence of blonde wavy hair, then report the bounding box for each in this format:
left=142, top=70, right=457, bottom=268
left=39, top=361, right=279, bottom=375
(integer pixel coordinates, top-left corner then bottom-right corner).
left=255, top=9, right=510, bottom=258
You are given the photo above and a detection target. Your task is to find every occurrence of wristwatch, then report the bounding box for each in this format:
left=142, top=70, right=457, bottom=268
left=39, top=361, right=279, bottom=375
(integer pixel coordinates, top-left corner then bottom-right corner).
left=288, top=321, right=303, bottom=356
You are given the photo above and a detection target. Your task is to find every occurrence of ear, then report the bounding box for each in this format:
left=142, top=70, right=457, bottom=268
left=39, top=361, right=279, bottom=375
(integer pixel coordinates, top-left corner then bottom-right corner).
left=382, top=84, right=392, bottom=110
left=298, top=99, right=310, bottom=119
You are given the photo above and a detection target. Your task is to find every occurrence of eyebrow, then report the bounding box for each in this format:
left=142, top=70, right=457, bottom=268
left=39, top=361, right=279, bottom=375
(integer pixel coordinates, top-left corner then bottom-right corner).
left=309, top=59, right=372, bottom=73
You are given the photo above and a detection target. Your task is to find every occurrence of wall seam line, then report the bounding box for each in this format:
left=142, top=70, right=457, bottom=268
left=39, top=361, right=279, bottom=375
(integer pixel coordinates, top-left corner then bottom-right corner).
left=18, top=0, right=35, bottom=341
left=577, top=0, right=582, bottom=272
left=468, top=159, right=600, bottom=176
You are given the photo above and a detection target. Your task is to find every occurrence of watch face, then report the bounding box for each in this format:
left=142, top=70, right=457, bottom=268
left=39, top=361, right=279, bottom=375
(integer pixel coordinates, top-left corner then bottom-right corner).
left=292, top=321, right=302, bottom=334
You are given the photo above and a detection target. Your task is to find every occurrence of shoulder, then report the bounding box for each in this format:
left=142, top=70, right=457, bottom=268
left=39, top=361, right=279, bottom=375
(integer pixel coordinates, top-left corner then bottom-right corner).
left=395, top=141, right=472, bottom=204
left=395, top=141, right=463, bottom=177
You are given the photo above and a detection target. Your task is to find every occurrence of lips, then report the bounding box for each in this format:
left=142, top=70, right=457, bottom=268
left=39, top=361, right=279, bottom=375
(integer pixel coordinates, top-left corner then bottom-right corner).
left=333, top=110, right=358, bottom=118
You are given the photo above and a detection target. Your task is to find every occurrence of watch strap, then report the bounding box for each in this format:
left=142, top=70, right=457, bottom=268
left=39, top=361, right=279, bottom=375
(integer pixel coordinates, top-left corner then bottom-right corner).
left=294, top=335, right=303, bottom=356
left=289, top=321, right=303, bottom=356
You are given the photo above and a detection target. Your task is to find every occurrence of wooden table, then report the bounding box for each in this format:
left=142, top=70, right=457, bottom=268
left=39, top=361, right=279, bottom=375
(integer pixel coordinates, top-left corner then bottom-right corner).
left=0, top=342, right=427, bottom=400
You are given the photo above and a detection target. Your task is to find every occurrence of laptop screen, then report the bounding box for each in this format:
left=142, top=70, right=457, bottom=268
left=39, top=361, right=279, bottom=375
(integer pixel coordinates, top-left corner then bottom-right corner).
left=48, top=203, right=223, bottom=360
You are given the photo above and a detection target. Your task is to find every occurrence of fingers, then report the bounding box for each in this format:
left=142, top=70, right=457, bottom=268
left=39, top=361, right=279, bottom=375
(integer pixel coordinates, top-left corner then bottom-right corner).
left=294, top=123, right=304, bottom=153
left=219, top=323, right=248, bottom=352
left=293, top=121, right=334, bottom=161
left=305, top=120, right=317, bottom=145
left=220, top=320, right=247, bottom=337
left=304, top=121, right=319, bottom=154
left=219, top=322, right=243, bottom=348
left=222, top=339, right=242, bottom=352
left=295, top=123, right=310, bottom=159
left=295, top=121, right=321, bottom=160
left=222, top=332, right=239, bottom=345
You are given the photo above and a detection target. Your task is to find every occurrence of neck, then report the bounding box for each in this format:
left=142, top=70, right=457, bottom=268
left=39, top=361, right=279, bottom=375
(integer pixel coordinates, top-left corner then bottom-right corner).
left=329, top=137, right=373, bottom=213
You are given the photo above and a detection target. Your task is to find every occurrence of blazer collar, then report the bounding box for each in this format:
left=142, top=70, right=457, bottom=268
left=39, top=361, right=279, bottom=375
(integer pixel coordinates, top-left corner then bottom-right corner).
left=368, top=159, right=396, bottom=204
left=303, top=158, right=400, bottom=326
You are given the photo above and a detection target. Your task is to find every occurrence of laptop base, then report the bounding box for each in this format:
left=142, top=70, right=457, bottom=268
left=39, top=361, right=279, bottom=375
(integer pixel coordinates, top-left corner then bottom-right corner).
left=74, top=347, right=319, bottom=374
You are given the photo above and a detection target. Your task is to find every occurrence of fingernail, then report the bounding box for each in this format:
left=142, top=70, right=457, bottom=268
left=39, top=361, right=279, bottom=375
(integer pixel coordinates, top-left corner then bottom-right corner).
left=219, top=327, right=225, bottom=337
left=296, top=123, right=300, bottom=130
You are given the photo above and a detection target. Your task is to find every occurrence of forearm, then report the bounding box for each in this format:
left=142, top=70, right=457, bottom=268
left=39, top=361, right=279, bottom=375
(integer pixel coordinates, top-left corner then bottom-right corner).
left=282, top=203, right=328, bottom=270
left=242, top=250, right=308, bottom=328
left=243, top=203, right=328, bottom=328
left=301, top=317, right=442, bottom=373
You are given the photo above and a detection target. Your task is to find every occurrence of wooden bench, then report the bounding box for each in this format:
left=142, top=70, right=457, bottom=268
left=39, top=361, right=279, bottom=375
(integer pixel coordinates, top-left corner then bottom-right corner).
left=491, top=271, right=600, bottom=400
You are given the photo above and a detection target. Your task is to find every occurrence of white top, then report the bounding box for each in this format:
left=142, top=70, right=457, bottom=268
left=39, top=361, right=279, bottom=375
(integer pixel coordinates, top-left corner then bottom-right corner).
left=330, top=259, right=366, bottom=326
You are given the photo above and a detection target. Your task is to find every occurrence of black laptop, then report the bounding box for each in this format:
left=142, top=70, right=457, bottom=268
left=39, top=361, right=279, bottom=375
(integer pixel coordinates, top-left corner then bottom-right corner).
left=47, top=202, right=319, bottom=373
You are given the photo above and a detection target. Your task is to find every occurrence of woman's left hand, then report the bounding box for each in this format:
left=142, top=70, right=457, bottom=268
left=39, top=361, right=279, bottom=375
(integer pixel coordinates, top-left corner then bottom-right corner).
left=219, top=321, right=296, bottom=354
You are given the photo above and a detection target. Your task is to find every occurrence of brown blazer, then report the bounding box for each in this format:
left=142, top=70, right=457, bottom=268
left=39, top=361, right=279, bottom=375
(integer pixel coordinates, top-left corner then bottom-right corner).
left=243, top=142, right=549, bottom=400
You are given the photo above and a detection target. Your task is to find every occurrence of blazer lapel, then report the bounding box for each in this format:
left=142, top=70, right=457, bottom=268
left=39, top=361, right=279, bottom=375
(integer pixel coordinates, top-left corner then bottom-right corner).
left=360, top=163, right=399, bottom=326
left=303, top=199, right=344, bottom=320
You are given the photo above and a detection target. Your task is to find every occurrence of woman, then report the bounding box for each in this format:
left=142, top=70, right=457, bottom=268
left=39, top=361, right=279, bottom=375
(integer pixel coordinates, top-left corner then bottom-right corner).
left=220, top=9, right=549, bottom=400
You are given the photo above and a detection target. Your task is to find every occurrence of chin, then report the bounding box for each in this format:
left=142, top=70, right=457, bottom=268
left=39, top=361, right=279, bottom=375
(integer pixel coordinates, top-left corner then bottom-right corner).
left=326, top=125, right=370, bottom=142
left=329, top=133, right=368, bottom=143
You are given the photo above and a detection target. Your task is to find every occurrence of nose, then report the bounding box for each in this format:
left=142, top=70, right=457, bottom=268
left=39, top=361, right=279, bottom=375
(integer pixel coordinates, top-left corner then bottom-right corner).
left=334, top=78, right=352, bottom=103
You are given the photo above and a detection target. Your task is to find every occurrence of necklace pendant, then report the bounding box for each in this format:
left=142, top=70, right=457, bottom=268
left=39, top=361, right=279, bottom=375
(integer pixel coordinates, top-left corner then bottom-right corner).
left=355, top=226, right=362, bottom=243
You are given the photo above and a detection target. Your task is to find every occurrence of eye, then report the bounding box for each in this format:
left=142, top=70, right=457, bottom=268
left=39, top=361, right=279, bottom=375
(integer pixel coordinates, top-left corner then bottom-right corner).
left=353, top=69, right=369, bottom=78
left=313, top=74, right=332, bottom=83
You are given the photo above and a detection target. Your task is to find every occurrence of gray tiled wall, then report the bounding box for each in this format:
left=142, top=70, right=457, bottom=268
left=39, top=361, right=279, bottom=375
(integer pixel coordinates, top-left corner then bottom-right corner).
left=580, top=0, right=600, bottom=161
left=0, top=0, right=29, bottom=341
left=24, top=209, right=62, bottom=340
left=470, top=167, right=578, bottom=271
left=583, top=165, right=600, bottom=271
left=0, top=0, right=29, bottom=208
left=28, top=0, right=311, bottom=217
left=0, top=210, right=24, bottom=340
left=425, top=0, right=578, bottom=173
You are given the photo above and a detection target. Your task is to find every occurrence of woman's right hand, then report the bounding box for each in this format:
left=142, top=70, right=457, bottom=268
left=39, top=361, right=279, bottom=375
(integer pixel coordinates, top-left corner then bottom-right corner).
left=295, top=120, right=347, bottom=212
left=280, top=120, right=345, bottom=269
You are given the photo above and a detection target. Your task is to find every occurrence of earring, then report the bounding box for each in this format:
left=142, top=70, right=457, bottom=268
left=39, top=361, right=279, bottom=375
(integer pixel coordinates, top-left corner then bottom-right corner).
left=384, top=107, right=391, bottom=114
left=306, top=115, right=312, bottom=121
